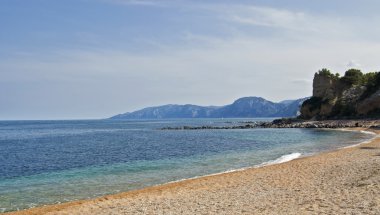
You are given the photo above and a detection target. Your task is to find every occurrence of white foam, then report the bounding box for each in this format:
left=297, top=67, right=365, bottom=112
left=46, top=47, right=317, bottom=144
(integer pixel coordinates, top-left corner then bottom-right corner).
left=342, top=136, right=378, bottom=149
left=360, top=130, right=377, bottom=135
left=320, top=129, right=377, bottom=149
left=339, top=130, right=378, bottom=149
left=325, top=128, right=377, bottom=136
left=322, top=128, right=376, bottom=135
left=259, top=153, right=302, bottom=166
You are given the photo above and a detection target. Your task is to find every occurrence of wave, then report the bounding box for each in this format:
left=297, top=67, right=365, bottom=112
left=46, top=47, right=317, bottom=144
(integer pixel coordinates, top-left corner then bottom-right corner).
left=321, top=129, right=377, bottom=149
left=360, top=130, right=377, bottom=135
left=333, top=129, right=377, bottom=149
left=258, top=152, right=302, bottom=167
left=331, top=128, right=377, bottom=136
left=342, top=132, right=378, bottom=149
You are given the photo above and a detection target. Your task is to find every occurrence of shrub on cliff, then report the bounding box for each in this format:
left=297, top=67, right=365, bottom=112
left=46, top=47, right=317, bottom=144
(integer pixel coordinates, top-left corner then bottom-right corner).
left=316, top=68, right=340, bottom=80
left=361, top=72, right=380, bottom=99
left=302, top=97, right=324, bottom=111
left=341, top=69, right=363, bottom=86
left=331, top=100, right=357, bottom=117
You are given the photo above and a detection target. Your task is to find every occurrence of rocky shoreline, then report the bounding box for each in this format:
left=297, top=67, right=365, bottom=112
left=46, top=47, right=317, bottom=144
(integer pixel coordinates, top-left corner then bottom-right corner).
left=160, top=119, right=380, bottom=130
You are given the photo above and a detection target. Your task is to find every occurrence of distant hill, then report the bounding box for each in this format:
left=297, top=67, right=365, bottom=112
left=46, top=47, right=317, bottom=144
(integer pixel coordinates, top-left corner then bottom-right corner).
left=110, top=97, right=309, bottom=119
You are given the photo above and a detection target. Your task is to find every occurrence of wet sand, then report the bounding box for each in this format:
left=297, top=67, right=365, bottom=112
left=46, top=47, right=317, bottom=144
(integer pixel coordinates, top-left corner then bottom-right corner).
left=7, top=128, right=380, bottom=215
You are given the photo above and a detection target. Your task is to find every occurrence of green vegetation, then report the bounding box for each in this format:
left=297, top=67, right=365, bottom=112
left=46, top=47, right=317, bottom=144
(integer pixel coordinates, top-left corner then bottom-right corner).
left=316, top=68, right=340, bottom=80
left=341, top=69, right=364, bottom=85
left=302, top=97, right=329, bottom=112
left=317, top=68, right=379, bottom=88
left=331, top=100, right=356, bottom=117
left=360, top=72, right=380, bottom=100
left=302, top=97, right=322, bottom=112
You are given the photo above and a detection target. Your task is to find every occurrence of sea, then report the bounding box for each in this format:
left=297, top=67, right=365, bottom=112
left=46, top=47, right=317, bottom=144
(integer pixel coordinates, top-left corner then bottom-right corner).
left=0, top=118, right=375, bottom=212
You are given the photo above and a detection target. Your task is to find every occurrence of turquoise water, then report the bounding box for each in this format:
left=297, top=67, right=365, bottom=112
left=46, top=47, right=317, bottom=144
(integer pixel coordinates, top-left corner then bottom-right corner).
left=0, top=119, right=374, bottom=212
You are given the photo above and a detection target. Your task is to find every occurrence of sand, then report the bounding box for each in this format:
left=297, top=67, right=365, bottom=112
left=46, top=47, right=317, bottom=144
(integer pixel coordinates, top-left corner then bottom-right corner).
left=7, top=128, right=380, bottom=215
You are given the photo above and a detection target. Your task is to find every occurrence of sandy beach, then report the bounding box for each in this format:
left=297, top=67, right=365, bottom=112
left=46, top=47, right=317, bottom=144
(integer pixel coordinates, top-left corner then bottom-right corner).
left=6, top=128, right=380, bottom=215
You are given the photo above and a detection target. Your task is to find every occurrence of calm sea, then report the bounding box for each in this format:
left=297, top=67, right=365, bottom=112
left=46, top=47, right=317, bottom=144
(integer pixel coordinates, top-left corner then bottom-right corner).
left=0, top=119, right=374, bottom=212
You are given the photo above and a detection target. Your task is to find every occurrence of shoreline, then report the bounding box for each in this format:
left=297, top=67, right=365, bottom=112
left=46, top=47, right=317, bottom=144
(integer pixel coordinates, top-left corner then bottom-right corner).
left=160, top=119, right=380, bottom=130
left=6, top=128, right=380, bottom=214
left=150, top=128, right=377, bottom=189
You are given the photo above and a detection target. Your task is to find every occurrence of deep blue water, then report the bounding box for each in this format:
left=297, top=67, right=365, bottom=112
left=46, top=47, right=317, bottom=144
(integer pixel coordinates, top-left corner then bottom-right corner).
left=0, top=119, right=374, bottom=212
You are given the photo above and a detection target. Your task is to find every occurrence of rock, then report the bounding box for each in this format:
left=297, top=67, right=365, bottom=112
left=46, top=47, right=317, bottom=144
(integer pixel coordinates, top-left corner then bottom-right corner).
left=357, top=89, right=380, bottom=115
left=313, top=73, right=337, bottom=99
left=300, top=69, right=380, bottom=119
left=160, top=119, right=379, bottom=130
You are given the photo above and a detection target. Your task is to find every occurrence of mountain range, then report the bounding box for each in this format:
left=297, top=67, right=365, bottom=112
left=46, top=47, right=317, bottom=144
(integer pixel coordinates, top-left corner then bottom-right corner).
left=110, top=97, right=309, bottom=119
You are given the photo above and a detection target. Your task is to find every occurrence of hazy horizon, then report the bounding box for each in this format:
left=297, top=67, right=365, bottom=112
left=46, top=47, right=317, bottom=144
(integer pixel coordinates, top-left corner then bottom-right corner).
left=0, top=95, right=308, bottom=120
left=2, top=0, right=380, bottom=120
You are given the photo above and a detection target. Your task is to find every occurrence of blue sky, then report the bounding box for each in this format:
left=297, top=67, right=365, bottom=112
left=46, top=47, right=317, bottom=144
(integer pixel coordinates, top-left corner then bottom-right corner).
left=1, top=0, right=380, bottom=119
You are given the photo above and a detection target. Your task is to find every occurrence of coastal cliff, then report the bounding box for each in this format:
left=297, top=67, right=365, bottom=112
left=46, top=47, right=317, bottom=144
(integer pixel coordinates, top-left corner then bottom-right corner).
left=300, top=69, right=380, bottom=119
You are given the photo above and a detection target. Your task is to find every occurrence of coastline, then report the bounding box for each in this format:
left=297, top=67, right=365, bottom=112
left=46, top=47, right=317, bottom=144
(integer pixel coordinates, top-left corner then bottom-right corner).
left=6, top=128, right=380, bottom=215
left=160, top=119, right=380, bottom=130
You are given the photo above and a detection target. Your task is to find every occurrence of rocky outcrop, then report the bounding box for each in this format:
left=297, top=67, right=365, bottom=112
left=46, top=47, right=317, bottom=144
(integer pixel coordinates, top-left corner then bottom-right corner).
left=357, top=89, right=380, bottom=115
left=300, top=69, right=380, bottom=119
left=312, top=73, right=337, bottom=99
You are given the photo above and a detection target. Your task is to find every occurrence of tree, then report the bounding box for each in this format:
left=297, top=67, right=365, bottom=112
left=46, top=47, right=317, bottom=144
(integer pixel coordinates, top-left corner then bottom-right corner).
left=341, top=69, right=363, bottom=85
left=361, top=72, right=380, bottom=99
left=316, top=68, right=339, bottom=80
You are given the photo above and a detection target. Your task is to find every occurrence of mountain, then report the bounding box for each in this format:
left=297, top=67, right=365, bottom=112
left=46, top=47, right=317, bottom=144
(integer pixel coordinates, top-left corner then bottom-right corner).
left=212, top=97, right=284, bottom=118
left=110, top=97, right=309, bottom=119
left=111, top=104, right=218, bottom=119
left=300, top=69, right=380, bottom=119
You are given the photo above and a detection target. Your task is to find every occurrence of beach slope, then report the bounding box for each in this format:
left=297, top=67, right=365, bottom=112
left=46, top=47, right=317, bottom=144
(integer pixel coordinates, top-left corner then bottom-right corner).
left=7, top=129, right=380, bottom=215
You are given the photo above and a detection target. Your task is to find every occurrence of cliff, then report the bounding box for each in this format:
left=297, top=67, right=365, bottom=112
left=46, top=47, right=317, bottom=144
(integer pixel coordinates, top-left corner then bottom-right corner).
left=300, top=69, right=380, bottom=119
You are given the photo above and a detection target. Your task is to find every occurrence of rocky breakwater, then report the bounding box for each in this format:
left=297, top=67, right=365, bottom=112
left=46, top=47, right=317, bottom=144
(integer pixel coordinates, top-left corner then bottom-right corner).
left=265, top=118, right=380, bottom=128
left=159, top=119, right=380, bottom=130
left=160, top=122, right=261, bottom=130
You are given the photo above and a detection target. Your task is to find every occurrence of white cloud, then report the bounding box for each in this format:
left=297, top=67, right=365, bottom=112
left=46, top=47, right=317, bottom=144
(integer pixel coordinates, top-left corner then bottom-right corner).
left=229, top=6, right=311, bottom=31
left=347, top=60, right=361, bottom=69
left=3, top=36, right=380, bottom=119
left=3, top=2, right=380, bottom=118
left=215, top=4, right=353, bottom=41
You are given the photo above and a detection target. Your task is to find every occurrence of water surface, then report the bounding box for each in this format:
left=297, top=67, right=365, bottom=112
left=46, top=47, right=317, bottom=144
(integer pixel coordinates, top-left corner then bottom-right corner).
left=0, top=119, right=373, bottom=212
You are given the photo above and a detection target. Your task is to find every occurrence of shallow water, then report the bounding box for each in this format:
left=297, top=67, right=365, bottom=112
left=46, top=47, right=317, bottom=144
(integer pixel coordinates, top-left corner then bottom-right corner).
left=0, top=119, right=374, bottom=212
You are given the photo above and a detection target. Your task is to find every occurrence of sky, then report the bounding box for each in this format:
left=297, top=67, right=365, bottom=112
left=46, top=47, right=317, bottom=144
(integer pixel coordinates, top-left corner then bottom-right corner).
left=1, top=0, right=380, bottom=120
